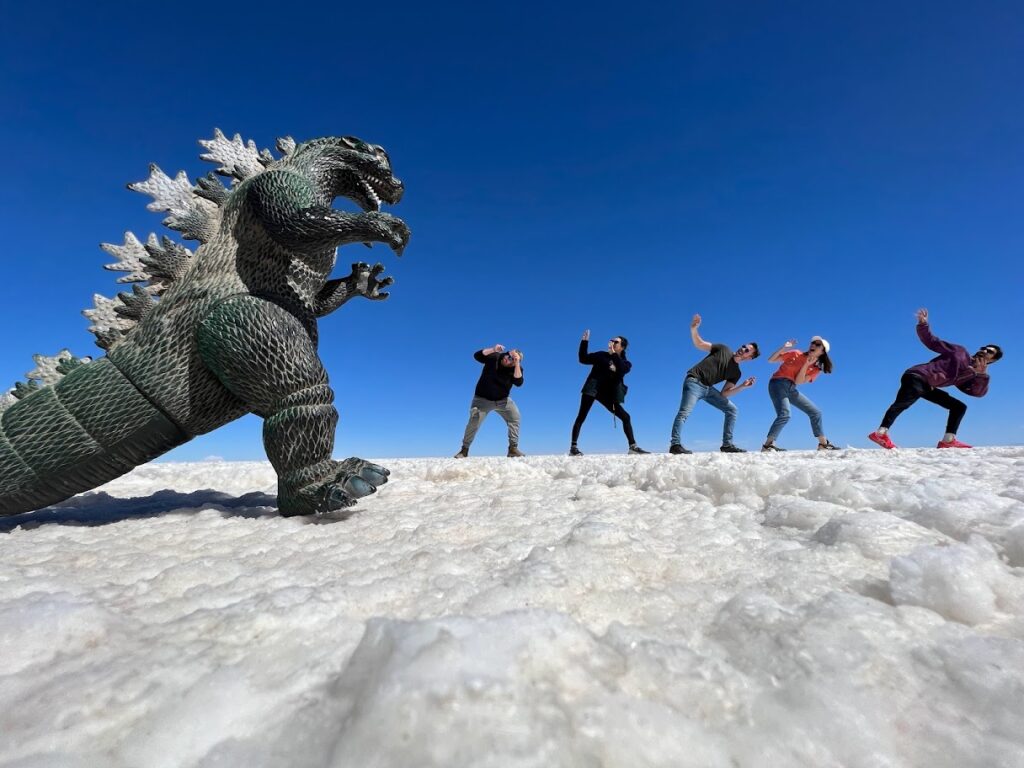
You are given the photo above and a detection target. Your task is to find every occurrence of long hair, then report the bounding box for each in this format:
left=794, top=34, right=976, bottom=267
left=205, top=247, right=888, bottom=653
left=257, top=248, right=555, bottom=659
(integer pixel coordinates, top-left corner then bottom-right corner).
left=816, top=348, right=833, bottom=374
left=617, top=335, right=629, bottom=360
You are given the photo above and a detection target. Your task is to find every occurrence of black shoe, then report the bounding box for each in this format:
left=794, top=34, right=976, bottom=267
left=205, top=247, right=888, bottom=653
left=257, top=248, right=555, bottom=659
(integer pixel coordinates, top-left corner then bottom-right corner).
left=669, top=443, right=692, bottom=455
left=817, top=441, right=840, bottom=451
left=507, top=445, right=525, bottom=457
left=720, top=444, right=747, bottom=453
left=569, top=445, right=583, bottom=456
left=628, top=444, right=649, bottom=454
left=761, top=443, right=785, bottom=452
left=454, top=447, right=469, bottom=458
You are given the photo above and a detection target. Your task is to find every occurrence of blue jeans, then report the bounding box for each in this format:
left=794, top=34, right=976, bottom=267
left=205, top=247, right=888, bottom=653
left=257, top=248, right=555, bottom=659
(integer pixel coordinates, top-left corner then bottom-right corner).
left=671, top=377, right=737, bottom=446
left=767, top=378, right=823, bottom=441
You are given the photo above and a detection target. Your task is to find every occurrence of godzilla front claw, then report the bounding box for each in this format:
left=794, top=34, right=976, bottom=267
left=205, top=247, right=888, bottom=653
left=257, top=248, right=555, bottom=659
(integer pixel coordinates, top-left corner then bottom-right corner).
left=350, top=261, right=393, bottom=301
left=375, top=212, right=410, bottom=257
left=390, top=219, right=410, bottom=257
left=315, top=262, right=395, bottom=316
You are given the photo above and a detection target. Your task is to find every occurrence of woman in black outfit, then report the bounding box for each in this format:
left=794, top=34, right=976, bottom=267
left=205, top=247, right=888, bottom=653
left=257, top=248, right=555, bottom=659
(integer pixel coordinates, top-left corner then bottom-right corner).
left=570, top=329, right=649, bottom=455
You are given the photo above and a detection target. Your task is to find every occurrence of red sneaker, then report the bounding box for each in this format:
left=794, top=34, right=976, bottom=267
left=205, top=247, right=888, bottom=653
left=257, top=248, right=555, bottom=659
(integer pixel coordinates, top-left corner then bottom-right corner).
left=936, top=438, right=972, bottom=449
left=868, top=431, right=897, bottom=449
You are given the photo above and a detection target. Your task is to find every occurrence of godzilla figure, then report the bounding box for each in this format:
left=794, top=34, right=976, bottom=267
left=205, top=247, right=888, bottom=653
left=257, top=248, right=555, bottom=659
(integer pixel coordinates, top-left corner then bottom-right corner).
left=0, top=130, right=410, bottom=517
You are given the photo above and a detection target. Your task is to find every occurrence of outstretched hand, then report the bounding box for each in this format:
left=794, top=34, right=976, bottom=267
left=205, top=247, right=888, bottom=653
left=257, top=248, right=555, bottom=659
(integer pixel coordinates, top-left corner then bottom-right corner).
left=493, top=344, right=506, bottom=353
left=691, top=314, right=701, bottom=329
left=582, top=329, right=590, bottom=341
left=916, top=308, right=929, bottom=324
left=743, top=376, right=756, bottom=388
left=784, top=339, right=796, bottom=348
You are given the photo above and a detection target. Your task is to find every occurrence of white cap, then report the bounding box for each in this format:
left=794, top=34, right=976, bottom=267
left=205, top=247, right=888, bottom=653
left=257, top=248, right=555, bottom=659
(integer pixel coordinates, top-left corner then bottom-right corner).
left=811, top=335, right=830, bottom=354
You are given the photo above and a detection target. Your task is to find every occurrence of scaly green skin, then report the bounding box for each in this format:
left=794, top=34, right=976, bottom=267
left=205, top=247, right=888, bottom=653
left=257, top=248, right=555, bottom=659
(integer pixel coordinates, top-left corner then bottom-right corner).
left=0, top=133, right=410, bottom=518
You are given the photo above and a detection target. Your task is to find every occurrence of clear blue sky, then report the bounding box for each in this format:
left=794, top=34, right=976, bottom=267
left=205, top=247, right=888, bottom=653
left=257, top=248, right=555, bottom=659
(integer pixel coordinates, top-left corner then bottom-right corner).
left=2, top=1, right=1021, bottom=459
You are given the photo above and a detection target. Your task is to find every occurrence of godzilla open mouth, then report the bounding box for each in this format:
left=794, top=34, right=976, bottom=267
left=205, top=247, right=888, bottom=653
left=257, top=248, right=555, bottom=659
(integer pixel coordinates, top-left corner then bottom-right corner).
left=336, top=168, right=403, bottom=214
left=357, top=173, right=395, bottom=212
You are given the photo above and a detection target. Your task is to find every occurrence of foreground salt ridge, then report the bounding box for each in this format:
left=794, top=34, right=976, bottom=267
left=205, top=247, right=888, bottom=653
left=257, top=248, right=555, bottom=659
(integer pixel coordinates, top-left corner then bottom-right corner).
left=2, top=449, right=1023, bottom=768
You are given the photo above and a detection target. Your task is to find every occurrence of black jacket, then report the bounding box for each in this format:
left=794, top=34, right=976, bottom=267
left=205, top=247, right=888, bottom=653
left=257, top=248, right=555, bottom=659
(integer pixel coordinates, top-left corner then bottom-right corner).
left=578, top=340, right=630, bottom=403
left=473, top=350, right=524, bottom=401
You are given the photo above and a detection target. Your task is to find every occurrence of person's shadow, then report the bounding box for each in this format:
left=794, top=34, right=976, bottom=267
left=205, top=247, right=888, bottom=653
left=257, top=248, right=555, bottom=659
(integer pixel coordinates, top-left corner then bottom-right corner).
left=0, top=489, right=293, bottom=532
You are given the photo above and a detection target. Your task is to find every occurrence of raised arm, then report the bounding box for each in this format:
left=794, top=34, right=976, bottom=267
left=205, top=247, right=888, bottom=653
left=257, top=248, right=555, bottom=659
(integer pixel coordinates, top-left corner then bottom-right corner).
left=578, top=329, right=601, bottom=364
left=510, top=349, right=524, bottom=386
left=767, top=339, right=797, bottom=363
left=475, top=343, right=506, bottom=362
left=794, top=351, right=819, bottom=385
left=248, top=170, right=409, bottom=254
left=914, top=308, right=960, bottom=357
left=690, top=314, right=712, bottom=352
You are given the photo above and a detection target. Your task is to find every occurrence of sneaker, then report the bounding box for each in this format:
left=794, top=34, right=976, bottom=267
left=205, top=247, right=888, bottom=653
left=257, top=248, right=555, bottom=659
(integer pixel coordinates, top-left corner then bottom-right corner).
left=936, top=438, right=972, bottom=449
left=868, top=431, right=896, bottom=450
left=720, top=444, right=747, bottom=453
left=569, top=445, right=584, bottom=456
left=761, top=443, right=785, bottom=452
left=454, top=446, right=469, bottom=458
left=507, top=445, right=526, bottom=457
left=628, top=444, right=650, bottom=454
left=669, top=443, right=692, bottom=455
left=817, top=441, right=840, bottom=451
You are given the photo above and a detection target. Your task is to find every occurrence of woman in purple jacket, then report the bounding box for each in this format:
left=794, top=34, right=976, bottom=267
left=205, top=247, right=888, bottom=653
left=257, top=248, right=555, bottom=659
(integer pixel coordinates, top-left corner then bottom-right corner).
left=869, top=308, right=1002, bottom=449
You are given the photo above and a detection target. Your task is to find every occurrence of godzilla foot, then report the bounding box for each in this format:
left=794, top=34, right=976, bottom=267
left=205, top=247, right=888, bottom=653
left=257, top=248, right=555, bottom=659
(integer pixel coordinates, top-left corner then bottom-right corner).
left=278, top=457, right=390, bottom=517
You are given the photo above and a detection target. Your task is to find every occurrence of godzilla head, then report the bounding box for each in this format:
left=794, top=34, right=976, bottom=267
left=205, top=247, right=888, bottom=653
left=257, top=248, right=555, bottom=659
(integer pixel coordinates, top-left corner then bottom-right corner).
left=289, top=136, right=404, bottom=212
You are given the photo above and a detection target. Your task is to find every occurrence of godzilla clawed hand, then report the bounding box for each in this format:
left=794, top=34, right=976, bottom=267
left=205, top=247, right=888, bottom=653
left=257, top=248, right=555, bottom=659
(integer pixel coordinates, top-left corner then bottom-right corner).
left=315, top=261, right=396, bottom=316
left=346, top=262, right=394, bottom=301
left=372, top=210, right=411, bottom=259
left=381, top=214, right=411, bottom=257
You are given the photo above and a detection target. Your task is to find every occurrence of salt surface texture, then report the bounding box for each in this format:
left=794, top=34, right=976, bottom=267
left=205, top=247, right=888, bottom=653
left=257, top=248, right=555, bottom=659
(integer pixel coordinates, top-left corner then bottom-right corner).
left=2, top=447, right=1023, bottom=767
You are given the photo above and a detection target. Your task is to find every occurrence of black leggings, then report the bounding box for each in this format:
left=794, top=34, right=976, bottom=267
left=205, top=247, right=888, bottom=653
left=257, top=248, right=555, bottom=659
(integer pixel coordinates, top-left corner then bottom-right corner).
left=571, top=395, right=636, bottom=446
left=881, top=373, right=967, bottom=434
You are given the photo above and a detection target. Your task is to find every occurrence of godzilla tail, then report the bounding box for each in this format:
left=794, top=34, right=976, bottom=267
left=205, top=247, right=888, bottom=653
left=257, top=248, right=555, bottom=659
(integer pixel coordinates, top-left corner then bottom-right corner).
left=0, top=358, right=187, bottom=516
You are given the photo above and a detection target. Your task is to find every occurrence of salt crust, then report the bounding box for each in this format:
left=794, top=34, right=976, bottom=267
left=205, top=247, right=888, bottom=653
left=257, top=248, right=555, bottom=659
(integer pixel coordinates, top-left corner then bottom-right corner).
left=1, top=447, right=1022, bottom=767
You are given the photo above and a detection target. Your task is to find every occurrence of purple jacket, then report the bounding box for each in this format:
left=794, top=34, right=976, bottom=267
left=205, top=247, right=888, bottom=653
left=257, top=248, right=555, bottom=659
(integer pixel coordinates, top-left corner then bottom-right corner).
left=907, top=323, right=989, bottom=397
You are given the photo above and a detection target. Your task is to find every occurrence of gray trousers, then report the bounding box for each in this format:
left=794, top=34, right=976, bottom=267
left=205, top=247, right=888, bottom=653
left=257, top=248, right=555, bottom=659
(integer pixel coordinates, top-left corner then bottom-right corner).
left=461, top=396, right=521, bottom=447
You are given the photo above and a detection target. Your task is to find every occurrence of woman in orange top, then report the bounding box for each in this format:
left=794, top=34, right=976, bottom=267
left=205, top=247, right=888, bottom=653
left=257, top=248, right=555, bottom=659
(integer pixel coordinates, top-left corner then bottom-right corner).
left=762, top=336, right=838, bottom=451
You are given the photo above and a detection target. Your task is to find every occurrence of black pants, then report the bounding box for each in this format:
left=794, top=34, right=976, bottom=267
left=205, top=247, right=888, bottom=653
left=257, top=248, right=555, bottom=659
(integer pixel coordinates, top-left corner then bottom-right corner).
left=571, top=395, right=636, bottom=446
left=881, top=373, right=967, bottom=434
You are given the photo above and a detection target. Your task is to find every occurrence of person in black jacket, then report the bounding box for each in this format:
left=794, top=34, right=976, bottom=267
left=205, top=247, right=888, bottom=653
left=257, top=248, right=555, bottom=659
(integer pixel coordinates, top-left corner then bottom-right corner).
left=455, top=344, right=525, bottom=458
left=570, top=330, right=649, bottom=456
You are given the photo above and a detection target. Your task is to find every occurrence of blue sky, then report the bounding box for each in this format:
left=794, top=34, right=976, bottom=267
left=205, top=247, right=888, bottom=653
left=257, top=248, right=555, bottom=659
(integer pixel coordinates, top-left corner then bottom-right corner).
left=1, top=1, right=1021, bottom=459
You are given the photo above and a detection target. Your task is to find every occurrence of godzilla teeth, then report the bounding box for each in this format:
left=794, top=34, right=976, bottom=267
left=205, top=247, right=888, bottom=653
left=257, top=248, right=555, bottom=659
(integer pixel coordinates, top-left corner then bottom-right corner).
left=359, top=177, right=381, bottom=210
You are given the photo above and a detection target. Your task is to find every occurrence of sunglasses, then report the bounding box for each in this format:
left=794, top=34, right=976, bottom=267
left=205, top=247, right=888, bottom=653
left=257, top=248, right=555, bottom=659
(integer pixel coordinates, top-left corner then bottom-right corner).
left=809, top=341, right=823, bottom=347
left=610, top=339, right=621, bottom=345
left=979, top=347, right=998, bottom=356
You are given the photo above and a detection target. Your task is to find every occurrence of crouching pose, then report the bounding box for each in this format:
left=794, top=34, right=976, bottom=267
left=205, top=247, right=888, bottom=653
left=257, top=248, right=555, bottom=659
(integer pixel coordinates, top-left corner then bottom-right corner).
left=669, top=314, right=758, bottom=454
left=762, top=336, right=838, bottom=451
left=455, top=344, right=524, bottom=458
left=570, top=330, right=648, bottom=455
left=869, top=308, right=1001, bottom=449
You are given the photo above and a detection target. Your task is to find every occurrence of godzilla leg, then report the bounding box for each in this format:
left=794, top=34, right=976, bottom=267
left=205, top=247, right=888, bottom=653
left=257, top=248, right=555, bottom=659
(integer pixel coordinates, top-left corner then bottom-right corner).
left=197, top=295, right=388, bottom=517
